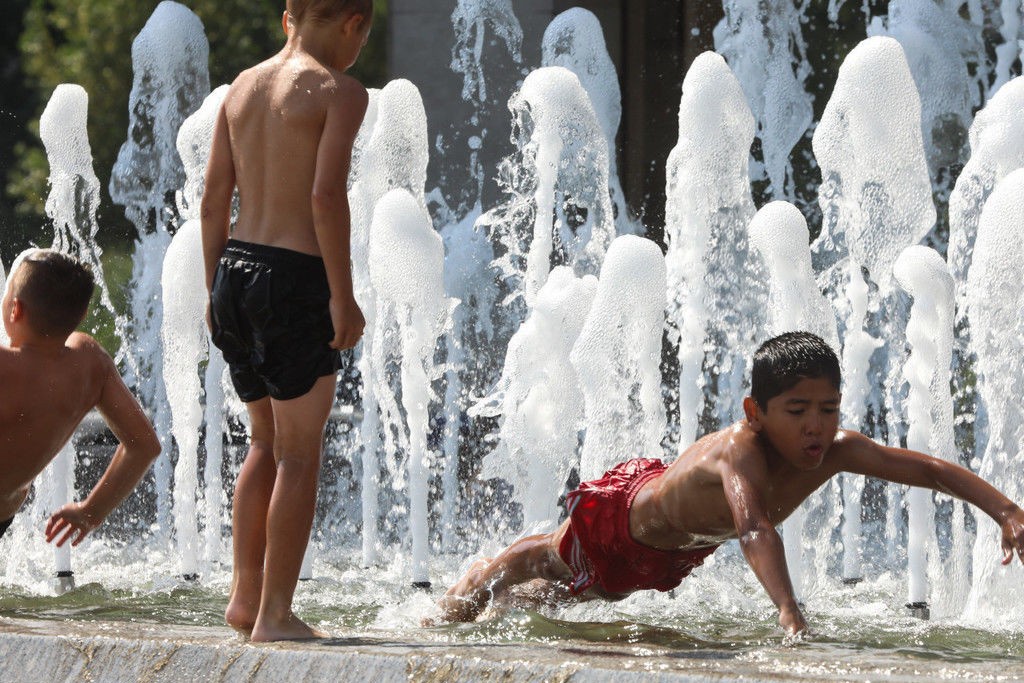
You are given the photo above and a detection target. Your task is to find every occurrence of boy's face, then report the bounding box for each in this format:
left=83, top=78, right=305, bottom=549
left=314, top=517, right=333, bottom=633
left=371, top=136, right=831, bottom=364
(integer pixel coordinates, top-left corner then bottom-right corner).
left=748, top=376, right=841, bottom=470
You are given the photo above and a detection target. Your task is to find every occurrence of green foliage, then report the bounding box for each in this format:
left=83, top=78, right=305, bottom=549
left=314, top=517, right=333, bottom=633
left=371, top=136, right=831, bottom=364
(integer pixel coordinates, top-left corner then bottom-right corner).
left=6, top=0, right=389, bottom=356
left=7, top=0, right=388, bottom=246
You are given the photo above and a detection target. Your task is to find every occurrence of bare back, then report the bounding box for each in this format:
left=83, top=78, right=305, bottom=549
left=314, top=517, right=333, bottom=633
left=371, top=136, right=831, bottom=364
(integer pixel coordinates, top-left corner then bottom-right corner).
left=629, top=424, right=840, bottom=550
left=0, top=334, right=109, bottom=518
left=223, top=52, right=360, bottom=256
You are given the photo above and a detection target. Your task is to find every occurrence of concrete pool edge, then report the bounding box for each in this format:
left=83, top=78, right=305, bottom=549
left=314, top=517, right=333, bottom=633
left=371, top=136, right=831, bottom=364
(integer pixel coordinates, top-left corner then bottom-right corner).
left=2, top=616, right=1020, bottom=682
left=0, top=617, right=749, bottom=682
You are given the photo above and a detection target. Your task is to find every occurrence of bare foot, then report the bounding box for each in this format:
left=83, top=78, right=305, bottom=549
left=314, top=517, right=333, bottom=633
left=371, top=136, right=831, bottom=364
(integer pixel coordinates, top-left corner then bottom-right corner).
left=225, top=598, right=258, bottom=636
left=250, top=612, right=327, bottom=642
left=225, top=580, right=261, bottom=635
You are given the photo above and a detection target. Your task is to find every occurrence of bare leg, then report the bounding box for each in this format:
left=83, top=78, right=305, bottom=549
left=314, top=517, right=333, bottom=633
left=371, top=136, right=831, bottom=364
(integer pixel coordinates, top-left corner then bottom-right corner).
left=437, top=521, right=572, bottom=623
left=225, top=397, right=275, bottom=634
left=250, top=375, right=335, bottom=642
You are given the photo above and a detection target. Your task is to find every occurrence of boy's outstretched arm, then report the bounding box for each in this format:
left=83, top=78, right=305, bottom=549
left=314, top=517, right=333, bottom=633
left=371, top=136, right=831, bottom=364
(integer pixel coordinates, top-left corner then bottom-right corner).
left=46, top=343, right=161, bottom=547
left=721, top=453, right=807, bottom=635
left=834, top=430, right=1024, bottom=566
left=311, top=78, right=368, bottom=351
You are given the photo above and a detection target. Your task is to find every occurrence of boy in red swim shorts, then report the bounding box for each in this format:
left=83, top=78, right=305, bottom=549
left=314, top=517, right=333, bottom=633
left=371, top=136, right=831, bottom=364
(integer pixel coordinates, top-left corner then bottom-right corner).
left=437, top=332, right=1024, bottom=634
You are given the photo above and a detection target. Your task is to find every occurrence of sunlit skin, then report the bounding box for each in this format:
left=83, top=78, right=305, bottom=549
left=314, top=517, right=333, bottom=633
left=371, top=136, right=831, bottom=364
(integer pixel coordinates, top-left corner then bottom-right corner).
left=200, top=4, right=371, bottom=643
left=437, top=376, right=1024, bottom=635
left=0, top=261, right=160, bottom=544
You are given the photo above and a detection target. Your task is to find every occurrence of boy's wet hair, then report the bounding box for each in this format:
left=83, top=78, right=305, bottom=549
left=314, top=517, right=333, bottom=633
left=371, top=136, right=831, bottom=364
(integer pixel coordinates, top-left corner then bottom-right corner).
left=750, top=331, right=841, bottom=408
left=287, top=0, right=372, bottom=25
left=10, top=249, right=94, bottom=339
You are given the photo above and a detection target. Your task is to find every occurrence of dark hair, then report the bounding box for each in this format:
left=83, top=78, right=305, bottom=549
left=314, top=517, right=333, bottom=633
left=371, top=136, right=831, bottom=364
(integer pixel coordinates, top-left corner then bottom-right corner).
left=10, top=249, right=94, bottom=339
left=750, top=332, right=841, bottom=408
left=287, top=0, right=372, bottom=25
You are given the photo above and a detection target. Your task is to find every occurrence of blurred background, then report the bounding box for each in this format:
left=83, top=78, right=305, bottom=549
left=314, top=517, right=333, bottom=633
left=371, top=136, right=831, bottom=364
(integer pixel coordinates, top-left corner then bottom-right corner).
left=0, top=0, right=973, bottom=353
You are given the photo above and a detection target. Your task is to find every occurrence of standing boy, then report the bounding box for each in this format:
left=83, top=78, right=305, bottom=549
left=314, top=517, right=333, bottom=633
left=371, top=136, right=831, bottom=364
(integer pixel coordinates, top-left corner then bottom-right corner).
left=0, top=249, right=160, bottom=547
left=437, top=332, right=1024, bottom=634
left=201, top=0, right=370, bottom=642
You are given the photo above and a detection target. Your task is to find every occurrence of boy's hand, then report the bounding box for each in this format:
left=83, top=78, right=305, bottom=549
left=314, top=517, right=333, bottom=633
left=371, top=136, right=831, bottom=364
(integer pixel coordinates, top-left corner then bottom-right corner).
left=45, top=502, right=101, bottom=548
left=329, top=295, right=365, bottom=350
left=1000, top=507, right=1024, bottom=565
left=779, top=603, right=808, bottom=635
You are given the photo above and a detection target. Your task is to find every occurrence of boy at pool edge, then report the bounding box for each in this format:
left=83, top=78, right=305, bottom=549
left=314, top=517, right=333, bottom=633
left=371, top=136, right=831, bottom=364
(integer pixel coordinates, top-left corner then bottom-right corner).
left=0, top=249, right=160, bottom=547
left=201, top=0, right=370, bottom=641
left=436, top=331, right=1024, bottom=635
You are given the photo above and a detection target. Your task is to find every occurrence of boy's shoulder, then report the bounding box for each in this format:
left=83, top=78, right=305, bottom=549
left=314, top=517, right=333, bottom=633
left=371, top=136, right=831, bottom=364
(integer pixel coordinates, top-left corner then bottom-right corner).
left=65, top=332, right=115, bottom=370
left=231, top=54, right=366, bottom=97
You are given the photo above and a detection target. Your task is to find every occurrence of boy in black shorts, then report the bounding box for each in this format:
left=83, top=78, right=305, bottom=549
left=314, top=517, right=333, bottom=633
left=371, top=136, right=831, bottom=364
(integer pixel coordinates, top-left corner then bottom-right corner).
left=201, top=0, right=371, bottom=642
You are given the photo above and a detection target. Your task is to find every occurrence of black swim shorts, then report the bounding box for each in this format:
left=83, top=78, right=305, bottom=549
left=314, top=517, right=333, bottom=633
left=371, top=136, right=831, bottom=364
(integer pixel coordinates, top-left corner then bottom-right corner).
left=210, top=239, right=343, bottom=402
left=0, top=515, right=13, bottom=540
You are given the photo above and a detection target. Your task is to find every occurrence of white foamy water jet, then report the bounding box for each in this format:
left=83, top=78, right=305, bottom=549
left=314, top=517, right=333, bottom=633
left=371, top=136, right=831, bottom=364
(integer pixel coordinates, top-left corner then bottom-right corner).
left=812, top=36, right=934, bottom=581
left=473, top=266, right=596, bottom=530
left=542, top=8, right=639, bottom=236
left=893, top=245, right=964, bottom=616
left=40, top=84, right=133, bottom=372
left=714, top=0, right=813, bottom=198
left=812, top=36, right=935, bottom=288
left=868, top=0, right=976, bottom=180
left=748, top=202, right=840, bottom=350
left=368, top=189, right=455, bottom=584
left=160, top=221, right=207, bottom=577
left=571, top=235, right=666, bottom=481
left=110, top=1, right=210, bottom=224
left=350, top=81, right=435, bottom=567
left=948, top=77, right=1024, bottom=304
left=347, top=88, right=383, bottom=565
left=450, top=0, right=522, bottom=106
left=175, top=85, right=229, bottom=220
left=503, top=66, right=613, bottom=305
left=110, top=1, right=210, bottom=541
left=749, top=201, right=841, bottom=599
left=437, top=209, right=497, bottom=550
left=990, top=1, right=1023, bottom=98
left=665, top=51, right=762, bottom=447
left=161, top=85, right=236, bottom=575
left=963, top=168, right=1024, bottom=625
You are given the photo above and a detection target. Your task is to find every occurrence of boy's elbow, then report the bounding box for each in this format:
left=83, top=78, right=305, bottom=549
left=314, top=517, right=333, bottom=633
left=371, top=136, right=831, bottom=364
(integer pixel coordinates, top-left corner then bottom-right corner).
left=137, top=430, right=162, bottom=463
left=738, top=521, right=779, bottom=547
left=311, top=187, right=348, bottom=214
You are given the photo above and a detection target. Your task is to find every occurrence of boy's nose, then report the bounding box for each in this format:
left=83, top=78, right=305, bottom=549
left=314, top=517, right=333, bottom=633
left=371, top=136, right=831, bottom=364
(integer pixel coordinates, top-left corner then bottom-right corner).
left=804, top=416, right=823, bottom=435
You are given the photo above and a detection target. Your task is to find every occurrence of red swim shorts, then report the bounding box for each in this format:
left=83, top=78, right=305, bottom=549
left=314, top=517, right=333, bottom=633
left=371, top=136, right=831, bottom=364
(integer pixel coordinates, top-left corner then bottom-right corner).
left=558, top=458, right=719, bottom=595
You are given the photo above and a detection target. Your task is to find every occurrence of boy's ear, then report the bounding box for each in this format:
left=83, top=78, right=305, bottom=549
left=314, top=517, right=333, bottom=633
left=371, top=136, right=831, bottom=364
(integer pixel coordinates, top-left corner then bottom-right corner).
left=743, top=396, right=763, bottom=431
left=343, top=11, right=367, bottom=36
left=8, top=298, right=23, bottom=323
left=282, top=10, right=290, bottom=37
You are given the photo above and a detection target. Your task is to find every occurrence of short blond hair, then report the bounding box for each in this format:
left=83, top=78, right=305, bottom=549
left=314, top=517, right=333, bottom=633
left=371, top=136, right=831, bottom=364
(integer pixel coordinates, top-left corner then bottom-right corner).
left=287, top=0, right=372, bottom=25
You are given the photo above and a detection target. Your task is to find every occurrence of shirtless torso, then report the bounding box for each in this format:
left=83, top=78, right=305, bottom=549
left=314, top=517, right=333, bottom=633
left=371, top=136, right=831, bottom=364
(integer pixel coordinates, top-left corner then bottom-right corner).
left=0, top=334, right=129, bottom=520
left=628, top=423, right=847, bottom=551
left=221, top=51, right=366, bottom=256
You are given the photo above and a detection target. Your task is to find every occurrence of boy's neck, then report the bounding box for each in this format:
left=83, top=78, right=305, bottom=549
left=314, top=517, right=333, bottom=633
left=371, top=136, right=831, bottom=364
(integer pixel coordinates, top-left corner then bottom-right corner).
left=286, top=25, right=346, bottom=70
left=9, top=331, right=67, bottom=354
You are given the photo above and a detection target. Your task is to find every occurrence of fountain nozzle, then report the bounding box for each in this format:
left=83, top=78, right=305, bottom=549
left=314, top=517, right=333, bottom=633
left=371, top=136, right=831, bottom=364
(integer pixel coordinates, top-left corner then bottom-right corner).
left=906, top=601, right=930, bottom=620
left=54, top=570, right=75, bottom=595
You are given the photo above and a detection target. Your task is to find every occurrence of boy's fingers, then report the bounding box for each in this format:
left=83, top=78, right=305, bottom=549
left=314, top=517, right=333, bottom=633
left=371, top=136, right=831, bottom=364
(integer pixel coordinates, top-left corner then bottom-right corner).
left=72, top=528, right=88, bottom=547
left=46, top=517, right=67, bottom=542
left=56, top=526, right=76, bottom=548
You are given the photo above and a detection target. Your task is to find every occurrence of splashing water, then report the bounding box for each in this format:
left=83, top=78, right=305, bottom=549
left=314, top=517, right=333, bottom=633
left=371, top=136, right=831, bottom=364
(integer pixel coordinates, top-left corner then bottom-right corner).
left=665, top=51, right=763, bottom=448
left=714, top=0, right=813, bottom=198
left=5, top=2, right=1024, bottom=666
